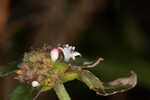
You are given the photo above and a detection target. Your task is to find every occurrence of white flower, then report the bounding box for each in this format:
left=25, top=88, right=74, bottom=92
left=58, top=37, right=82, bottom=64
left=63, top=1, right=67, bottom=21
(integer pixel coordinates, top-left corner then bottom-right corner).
left=50, top=48, right=59, bottom=62
left=58, top=44, right=81, bottom=62
left=32, top=81, right=40, bottom=87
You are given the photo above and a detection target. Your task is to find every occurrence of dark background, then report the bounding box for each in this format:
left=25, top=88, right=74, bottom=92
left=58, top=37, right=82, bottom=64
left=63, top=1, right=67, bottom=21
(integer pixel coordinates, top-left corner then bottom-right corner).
left=0, top=0, right=150, bottom=100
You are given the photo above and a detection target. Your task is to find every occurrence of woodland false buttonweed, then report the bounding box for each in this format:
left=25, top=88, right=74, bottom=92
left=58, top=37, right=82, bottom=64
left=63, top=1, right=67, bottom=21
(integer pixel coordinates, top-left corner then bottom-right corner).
left=2, top=44, right=137, bottom=100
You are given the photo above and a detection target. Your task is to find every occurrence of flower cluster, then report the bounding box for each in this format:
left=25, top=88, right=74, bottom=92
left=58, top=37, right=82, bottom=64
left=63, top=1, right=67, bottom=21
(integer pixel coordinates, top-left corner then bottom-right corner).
left=16, top=44, right=82, bottom=88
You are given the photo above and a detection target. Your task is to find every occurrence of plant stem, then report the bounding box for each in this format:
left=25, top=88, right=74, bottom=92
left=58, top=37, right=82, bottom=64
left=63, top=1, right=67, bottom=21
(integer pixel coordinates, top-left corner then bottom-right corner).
left=54, top=81, right=71, bottom=100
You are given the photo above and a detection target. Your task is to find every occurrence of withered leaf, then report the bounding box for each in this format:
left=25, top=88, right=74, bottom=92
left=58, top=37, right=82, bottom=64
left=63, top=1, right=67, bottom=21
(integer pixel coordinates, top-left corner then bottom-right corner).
left=78, top=70, right=137, bottom=96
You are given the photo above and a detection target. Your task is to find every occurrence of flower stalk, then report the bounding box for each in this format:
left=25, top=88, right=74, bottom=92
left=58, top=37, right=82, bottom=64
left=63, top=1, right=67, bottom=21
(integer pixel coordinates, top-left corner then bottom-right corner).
left=54, top=81, right=71, bottom=100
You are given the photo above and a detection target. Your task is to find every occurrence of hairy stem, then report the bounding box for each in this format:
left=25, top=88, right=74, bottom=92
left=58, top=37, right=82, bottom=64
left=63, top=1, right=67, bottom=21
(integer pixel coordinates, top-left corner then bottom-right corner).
left=54, top=81, right=71, bottom=100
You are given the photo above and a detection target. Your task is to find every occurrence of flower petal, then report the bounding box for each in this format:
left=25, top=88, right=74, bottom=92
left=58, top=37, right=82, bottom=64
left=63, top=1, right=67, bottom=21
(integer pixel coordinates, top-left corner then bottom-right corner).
left=58, top=44, right=81, bottom=62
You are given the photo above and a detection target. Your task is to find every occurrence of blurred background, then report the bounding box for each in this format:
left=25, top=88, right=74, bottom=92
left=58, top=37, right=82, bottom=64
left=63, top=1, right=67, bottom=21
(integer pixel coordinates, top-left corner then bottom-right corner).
left=0, top=0, right=150, bottom=100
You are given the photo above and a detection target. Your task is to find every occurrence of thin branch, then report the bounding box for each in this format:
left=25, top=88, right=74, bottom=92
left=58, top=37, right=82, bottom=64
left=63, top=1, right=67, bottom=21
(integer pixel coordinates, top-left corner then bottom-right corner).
left=71, top=57, right=104, bottom=68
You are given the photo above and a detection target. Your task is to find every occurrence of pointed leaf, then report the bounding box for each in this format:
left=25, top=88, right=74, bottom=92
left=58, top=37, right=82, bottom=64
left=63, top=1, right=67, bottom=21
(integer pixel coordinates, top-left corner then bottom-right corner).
left=78, top=70, right=137, bottom=96
left=102, top=71, right=137, bottom=96
left=9, top=85, right=41, bottom=100
left=78, top=70, right=104, bottom=90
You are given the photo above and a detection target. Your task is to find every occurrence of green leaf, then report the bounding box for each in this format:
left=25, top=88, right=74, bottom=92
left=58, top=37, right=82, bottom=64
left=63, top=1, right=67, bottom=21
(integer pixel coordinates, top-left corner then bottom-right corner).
left=78, top=70, right=137, bottom=96
left=78, top=70, right=104, bottom=90
left=9, top=85, right=41, bottom=100
left=0, top=66, right=18, bottom=77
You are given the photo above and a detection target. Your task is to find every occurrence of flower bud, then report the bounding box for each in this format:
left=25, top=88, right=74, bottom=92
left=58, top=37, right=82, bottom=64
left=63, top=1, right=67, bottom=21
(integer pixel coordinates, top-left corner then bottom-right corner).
left=50, top=48, right=59, bottom=62
left=32, top=81, right=40, bottom=87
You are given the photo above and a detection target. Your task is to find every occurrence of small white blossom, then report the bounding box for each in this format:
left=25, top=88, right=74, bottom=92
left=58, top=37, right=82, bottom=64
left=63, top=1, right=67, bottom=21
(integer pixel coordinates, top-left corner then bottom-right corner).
left=32, top=81, right=40, bottom=87
left=50, top=48, right=59, bottom=62
left=58, top=44, right=81, bottom=62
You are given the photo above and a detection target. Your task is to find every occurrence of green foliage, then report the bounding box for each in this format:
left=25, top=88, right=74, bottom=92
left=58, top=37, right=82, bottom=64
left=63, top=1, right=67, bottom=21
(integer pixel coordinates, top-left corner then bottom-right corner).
left=9, top=85, right=39, bottom=100
left=0, top=66, right=18, bottom=73
left=79, top=70, right=104, bottom=90
left=0, top=66, right=18, bottom=77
